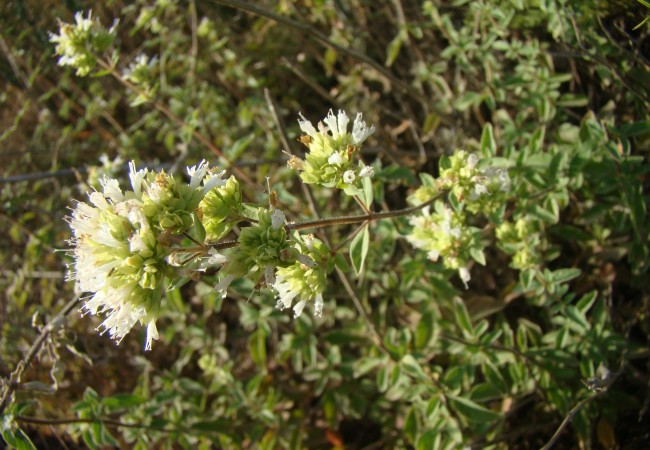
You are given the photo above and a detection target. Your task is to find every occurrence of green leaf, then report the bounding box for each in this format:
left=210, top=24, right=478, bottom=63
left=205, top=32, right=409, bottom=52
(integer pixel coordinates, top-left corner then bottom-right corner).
left=417, top=429, right=438, bottom=450
left=191, top=213, right=206, bottom=243
left=350, top=225, right=370, bottom=276
left=2, top=427, right=37, bottom=450
left=471, top=382, right=504, bottom=402
left=551, top=268, right=581, bottom=284
left=385, top=30, right=405, bottom=67
left=334, top=252, right=351, bottom=273
left=82, top=427, right=99, bottom=450
left=576, top=291, right=598, bottom=315
left=453, top=297, right=474, bottom=338
left=401, top=354, right=427, bottom=381
left=248, top=328, right=267, bottom=368
left=404, top=407, right=420, bottom=444
left=480, top=123, right=496, bottom=157
left=191, top=419, right=230, bottom=432
left=449, top=395, right=502, bottom=423
left=376, top=365, right=390, bottom=393
left=557, top=94, right=589, bottom=107
left=566, top=305, right=590, bottom=332
left=613, top=121, right=650, bottom=137
left=469, top=247, right=486, bottom=266
left=529, top=204, right=558, bottom=224
left=362, top=176, right=374, bottom=208
left=354, top=357, right=385, bottom=378
left=528, top=127, right=546, bottom=154
left=414, top=311, right=436, bottom=350
left=102, top=394, right=147, bottom=412
left=454, top=92, right=483, bottom=111
left=419, top=172, right=436, bottom=188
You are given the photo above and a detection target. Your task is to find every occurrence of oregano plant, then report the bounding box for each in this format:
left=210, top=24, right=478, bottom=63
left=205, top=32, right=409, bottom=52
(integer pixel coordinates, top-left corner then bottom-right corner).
left=1, top=3, right=648, bottom=450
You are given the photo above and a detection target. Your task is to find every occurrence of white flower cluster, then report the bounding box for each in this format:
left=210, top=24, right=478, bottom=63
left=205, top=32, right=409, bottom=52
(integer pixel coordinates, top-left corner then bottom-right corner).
left=49, top=11, right=118, bottom=76
left=272, top=235, right=327, bottom=318
left=68, top=161, right=224, bottom=349
left=293, top=110, right=376, bottom=189
left=407, top=202, right=476, bottom=289
left=298, top=109, right=375, bottom=146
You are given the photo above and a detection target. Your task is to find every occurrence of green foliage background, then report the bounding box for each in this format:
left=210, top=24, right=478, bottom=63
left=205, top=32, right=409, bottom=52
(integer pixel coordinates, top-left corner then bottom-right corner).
left=1, top=0, right=649, bottom=448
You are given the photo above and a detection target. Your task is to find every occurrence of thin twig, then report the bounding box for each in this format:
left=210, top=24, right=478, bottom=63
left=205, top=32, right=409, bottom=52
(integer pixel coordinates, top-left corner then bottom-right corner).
left=15, top=415, right=187, bottom=434
left=285, top=194, right=439, bottom=231
left=335, top=267, right=386, bottom=352
left=208, top=0, right=419, bottom=99
left=280, top=57, right=339, bottom=105
left=195, top=195, right=439, bottom=254
left=188, top=0, right=199, bottom=97
left=540, top=361, right=626, bottom=450
left=0, top=33, right=30, bottom=88
left=96, top=59, right=256, bottom=187
left=0, top=296, right=80, bottom=416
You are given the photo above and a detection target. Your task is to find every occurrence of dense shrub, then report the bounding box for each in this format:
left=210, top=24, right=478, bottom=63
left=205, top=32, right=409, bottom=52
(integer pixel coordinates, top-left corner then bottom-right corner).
left=1, top=1, right=649, bottom=448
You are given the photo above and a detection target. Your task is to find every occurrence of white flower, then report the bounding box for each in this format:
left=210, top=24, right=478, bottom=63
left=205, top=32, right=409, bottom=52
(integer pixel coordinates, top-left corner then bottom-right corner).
left=89, top=191, right=111, bottom=211
left=128, top=162, right=147, bottom=198
left=81, top=286, right=150, bottom=347
left=474, top=183, right=488, bottom=197
left=74, top=11, right=94, bottom=32
left=167, top=253, right=185, bottom=267
left=323, top=109, right=350, bottom=140
left=202, top=169, right=227, bottom=193
left=187, top=160, right=210, bottom=189
left=274, top=271, right=300, bottom=311
left=328, top=152, right=344, bottom=165
left=359, top=166, right=374, bottom=178
left=303, top=234, right=316, bottom=250
left=114, top=199, right=148, bottom=229
left=273, top=261, right=326, bottom=319
left=458, top=267, right=471, bottom=289
left=298, top=112, right=318, bottom=138
left=145, top=320, right=159, bottom=351
left=292, top=299, right=307, bottom=318
left=343, top=170, right=356, bottom=184
left=351, top=112, right=375, bottom=144
left=101, top=177, right=124, bottom=202
left=313, top=294, right=324, bottom=317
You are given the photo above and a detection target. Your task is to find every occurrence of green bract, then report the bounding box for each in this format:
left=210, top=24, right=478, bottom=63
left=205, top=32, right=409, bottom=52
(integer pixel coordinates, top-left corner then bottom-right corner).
left=216, top=208, right=291, bottom=295
left=199, top=176, right=243, bottom=241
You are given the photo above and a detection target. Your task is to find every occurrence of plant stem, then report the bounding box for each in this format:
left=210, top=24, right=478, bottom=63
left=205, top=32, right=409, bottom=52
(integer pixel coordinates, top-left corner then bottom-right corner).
left=191, top=195, right=440, bottom=253
left=285, top=194, right=439, bottom=231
